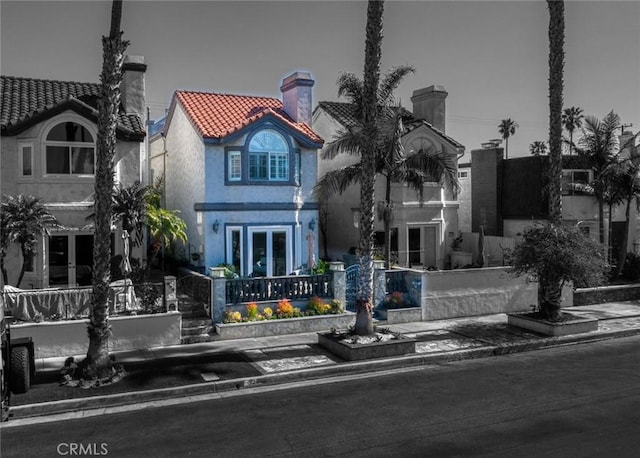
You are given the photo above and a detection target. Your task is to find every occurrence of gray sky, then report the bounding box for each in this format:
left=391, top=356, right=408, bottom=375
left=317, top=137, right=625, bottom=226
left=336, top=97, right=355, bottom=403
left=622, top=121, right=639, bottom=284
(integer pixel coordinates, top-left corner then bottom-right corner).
left=1, top=0, right=638, bottom=157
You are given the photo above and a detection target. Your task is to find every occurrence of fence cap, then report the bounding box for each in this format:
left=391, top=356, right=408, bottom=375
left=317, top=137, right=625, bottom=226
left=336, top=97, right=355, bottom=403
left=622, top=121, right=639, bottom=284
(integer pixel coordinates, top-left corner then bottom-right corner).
left=329, top=262, right=345, bottom=271
left=208, top=267, right=226, bottom=278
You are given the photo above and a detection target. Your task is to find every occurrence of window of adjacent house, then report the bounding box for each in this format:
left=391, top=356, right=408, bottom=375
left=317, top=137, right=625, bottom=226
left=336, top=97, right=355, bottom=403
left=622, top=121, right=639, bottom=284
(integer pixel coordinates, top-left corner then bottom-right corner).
left=457, top=170, right=468, bottom=179
left=562, top=170, right=591, bottom=196
left=45, top=122, right=95, bottom=175
left=19, top=143, right=33, bottom=176
left=248, top=130, right=289, bottom=181
left=228, top=151, right=241, bottom=181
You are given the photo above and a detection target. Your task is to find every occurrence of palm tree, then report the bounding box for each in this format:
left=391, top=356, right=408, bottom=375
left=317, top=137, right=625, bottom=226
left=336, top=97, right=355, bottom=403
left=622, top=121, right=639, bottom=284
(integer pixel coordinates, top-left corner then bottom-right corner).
left=144, top=176, right=187, bottom=271
left=2, top=195, right=58, bottom=288
left=575, top=111, right=621, bottom=245
left=315, top=105, right=459, bottom=270
left=529, top=140, right=548, bottom=156
left=547, top=0, right=564, bottom=227
left=112, top=181, right=147, bottom=246
left=356, top=0, right=384, bottom=335
left=84, top=0, right=129, bottom=380
left=562, top=106, right=583, bottom=155
left=498, top=118, right=518, bottom=159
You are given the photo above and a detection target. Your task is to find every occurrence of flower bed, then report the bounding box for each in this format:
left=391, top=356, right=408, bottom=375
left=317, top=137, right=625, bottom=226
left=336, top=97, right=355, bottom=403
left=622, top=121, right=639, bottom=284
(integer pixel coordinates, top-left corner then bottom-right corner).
left=10, top=312, right=182, bottom=359
left=215, top=297, right=353, bottom=340
left=375, top=291, right=421, bottom=323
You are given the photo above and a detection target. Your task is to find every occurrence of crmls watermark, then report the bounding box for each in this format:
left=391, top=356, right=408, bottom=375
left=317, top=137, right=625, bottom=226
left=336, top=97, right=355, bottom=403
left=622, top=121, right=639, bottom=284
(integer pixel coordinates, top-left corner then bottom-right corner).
left=57, top=443, right=108, bottom=456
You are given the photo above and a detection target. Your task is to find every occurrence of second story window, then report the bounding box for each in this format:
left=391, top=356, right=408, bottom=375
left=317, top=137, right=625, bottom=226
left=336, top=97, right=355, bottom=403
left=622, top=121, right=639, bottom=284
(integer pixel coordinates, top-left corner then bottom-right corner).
left=45, top=122, right=95, bottom=176
left=248, top=130, right=289, bottom=182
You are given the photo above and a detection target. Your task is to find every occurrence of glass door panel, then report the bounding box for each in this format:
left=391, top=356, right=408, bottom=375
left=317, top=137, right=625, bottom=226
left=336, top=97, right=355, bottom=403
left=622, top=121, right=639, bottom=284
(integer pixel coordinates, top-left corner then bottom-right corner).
left=75, top=235, right=93, bottom=286
left=408, top=228, right=421, bottom=266
left=252, top=232, right=267, bottom=277
left=272, top=231, right=287, bottom=276
left=49, top=235, right=69, bottom=286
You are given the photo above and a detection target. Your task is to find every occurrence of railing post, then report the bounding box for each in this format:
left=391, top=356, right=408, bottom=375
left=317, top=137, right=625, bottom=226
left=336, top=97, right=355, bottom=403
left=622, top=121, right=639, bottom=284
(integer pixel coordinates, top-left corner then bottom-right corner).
left=331, top=262, right=346, bottom=305
left=211, top=277, right=226, bottom=323
left=164, top=276, right=178, bottom=312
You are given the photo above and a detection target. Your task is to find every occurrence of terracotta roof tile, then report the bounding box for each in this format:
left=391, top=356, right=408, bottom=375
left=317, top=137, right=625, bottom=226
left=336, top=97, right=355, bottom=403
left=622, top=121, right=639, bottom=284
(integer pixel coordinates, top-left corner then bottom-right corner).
left=1, top=75, right=145, bottom=138
left=175, top=91, right=322, bottom=145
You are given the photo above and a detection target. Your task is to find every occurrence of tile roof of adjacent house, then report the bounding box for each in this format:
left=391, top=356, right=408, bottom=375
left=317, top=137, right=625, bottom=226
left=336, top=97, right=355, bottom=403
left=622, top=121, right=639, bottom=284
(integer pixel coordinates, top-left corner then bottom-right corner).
left=316, top=101, right=464, bottom=149
left=0, top=75, right=145, bottom=140
left=172, top=91, right=323, bottom=146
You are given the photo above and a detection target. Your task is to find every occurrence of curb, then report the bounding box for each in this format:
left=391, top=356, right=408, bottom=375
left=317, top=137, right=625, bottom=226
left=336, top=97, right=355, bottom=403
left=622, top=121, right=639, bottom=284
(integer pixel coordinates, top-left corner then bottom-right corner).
left=9, top=326, right=640, bottom=420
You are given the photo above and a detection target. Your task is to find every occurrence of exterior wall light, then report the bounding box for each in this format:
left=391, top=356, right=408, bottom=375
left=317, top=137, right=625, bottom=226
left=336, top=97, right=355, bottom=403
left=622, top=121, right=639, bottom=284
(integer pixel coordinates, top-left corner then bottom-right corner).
left=212, top=220, right=220, bottom=233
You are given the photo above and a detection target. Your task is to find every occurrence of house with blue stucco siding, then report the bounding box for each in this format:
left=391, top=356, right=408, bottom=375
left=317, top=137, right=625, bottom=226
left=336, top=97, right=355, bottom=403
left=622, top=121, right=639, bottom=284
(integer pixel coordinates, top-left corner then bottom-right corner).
left=153, top=72, right=323, bottom=277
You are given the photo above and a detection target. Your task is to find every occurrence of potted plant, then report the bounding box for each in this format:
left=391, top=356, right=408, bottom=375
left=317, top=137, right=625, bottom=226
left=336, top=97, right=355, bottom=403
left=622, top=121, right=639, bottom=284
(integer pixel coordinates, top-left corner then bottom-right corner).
left=505, top=223, right=607, bottom=334
left=450, top=231, right=463, bottom=251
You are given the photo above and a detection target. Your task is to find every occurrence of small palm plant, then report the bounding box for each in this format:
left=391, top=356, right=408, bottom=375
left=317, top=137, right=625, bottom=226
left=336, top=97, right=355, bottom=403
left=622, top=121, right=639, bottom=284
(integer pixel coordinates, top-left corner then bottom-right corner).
left=2, top=194, right=59, bottom=287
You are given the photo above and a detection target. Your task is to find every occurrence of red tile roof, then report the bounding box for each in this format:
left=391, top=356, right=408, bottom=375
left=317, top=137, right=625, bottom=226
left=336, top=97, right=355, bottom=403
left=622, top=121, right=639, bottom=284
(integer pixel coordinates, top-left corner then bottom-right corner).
left=174, top=91, right=323, bottom=145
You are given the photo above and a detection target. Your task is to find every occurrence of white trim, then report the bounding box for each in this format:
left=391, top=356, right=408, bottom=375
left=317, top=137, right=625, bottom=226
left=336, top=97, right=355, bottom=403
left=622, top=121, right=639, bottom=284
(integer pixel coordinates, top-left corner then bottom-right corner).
left=18, top=142, right=34, bottom=178
left=228, top=151, right=241, bottom=181
left=225, top=226, right=244, bottom=275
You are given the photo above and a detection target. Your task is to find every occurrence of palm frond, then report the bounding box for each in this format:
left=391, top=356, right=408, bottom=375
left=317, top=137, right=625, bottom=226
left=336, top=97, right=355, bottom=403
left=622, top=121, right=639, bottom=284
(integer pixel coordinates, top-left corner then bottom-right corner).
left=313, top=164, right=362, bottom=201
left=378, top=66, right=415, bottom=105
left=321, top=126, right=366, bottom=160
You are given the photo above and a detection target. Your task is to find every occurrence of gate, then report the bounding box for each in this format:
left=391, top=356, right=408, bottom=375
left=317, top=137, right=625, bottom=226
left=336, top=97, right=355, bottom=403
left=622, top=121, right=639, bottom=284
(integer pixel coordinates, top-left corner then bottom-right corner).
left=345, top=264, right=360, bottom=312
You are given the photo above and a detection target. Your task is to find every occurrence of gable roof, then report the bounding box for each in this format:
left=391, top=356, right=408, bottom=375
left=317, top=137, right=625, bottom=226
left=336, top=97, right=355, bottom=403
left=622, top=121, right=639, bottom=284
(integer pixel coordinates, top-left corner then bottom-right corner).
left=0, top=75, right=145, bottom=140
left=315, top=101, right=464, bottom=149
left=171, top=91, right=323, bottom=147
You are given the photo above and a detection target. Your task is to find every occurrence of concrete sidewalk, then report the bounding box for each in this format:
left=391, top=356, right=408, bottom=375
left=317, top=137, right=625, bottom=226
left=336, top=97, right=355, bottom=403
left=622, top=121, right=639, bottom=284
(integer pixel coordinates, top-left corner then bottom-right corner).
left=13, top=301, right=640, bottom=421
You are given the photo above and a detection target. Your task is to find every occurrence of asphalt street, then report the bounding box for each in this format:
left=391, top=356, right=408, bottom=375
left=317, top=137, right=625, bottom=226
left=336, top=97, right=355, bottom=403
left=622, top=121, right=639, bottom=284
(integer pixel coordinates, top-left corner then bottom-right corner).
left=2, top=335, right=640, bottom=457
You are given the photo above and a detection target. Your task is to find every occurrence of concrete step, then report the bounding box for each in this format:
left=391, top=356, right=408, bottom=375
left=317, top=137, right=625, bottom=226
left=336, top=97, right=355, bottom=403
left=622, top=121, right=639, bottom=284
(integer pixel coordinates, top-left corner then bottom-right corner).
left=180, top=309, right=209, bottom=319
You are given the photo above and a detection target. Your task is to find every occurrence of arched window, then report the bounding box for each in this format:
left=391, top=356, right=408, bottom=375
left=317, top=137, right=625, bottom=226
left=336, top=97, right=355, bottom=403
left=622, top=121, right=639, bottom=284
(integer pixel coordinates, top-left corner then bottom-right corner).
left=45, top=121, right=95, bottom=175
left=248, top=130, right=289, bottom=181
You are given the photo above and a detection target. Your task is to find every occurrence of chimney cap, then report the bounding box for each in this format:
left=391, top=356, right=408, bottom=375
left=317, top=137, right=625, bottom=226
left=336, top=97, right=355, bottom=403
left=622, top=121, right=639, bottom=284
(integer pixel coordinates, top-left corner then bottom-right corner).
left=280, top=71, right=314, bottom=92
left=123, top=55, right=147, bottom=73
left=411, top=85, right=447, bottom=100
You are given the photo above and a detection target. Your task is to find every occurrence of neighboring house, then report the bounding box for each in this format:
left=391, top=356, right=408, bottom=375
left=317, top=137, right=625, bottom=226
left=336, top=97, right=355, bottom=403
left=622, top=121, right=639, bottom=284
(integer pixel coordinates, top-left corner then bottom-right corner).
left=0, top=56, right=147, bottom=288
left=150, top=72, right=323, bottom=277
left=470, top=144, right=640, bottom=256
left=312, top=85, right=465, bottom=269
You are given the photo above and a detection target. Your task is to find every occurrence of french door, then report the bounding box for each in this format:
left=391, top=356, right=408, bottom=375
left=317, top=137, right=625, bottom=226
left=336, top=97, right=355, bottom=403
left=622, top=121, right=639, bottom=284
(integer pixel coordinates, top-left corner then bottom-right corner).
left=247, top=226, right=292, bottom=277
left=407, top=225, right=437, bottom=268
left=48, top=233, right=94, bottom=287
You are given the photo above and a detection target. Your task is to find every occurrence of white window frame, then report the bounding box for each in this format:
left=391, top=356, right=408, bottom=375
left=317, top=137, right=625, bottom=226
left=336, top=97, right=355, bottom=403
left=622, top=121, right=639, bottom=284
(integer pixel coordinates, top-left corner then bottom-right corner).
left=247, top=129, right=290, bottom=182
left=43, top=120, right=96, bottom=177
left=247, top=226, right=293, bottom=277
left=228, top=151, right=242, bottom=181
left=19, top=142, right=34, bottom=177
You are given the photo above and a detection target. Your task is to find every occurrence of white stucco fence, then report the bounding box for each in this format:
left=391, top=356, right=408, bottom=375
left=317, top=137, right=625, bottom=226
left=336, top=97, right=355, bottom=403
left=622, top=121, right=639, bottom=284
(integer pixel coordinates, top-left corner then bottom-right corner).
left=417, top=267, right=573, bottom=321
left=10, top=312, right=182, bottom=359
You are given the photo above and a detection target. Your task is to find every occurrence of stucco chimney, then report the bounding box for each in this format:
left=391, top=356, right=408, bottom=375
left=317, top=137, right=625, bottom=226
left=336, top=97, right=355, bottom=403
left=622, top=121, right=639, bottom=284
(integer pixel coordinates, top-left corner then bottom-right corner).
left=122, top=55, right=147, bottom=119
left=280, top=71, right=314, bottom=125
left=411, top=85, right=447, bottom=132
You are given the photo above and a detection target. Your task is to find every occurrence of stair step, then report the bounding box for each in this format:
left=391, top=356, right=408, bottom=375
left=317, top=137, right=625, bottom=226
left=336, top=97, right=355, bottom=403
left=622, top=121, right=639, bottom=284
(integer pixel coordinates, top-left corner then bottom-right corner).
left=181, top=334, right=216, bottom=344
left=182, top=318, right=212, bottom=327
left=181, top=326, right=213, bottom=337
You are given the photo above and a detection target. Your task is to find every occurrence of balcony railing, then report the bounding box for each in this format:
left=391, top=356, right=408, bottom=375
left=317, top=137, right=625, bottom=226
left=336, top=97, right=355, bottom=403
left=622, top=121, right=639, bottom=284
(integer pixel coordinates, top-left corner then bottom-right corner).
left=225, top=273, right=333, bottom=304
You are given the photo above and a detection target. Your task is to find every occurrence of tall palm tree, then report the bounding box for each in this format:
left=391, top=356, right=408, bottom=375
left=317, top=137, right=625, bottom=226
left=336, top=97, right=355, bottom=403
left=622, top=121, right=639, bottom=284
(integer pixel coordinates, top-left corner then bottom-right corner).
left=498, top=118, right=518, bottom=159
left=575, top=111, right=621, bottom=245
left=562, top=106, right=583, bottom=155
left=356, top=0, right=384, bottom=335
left=529, top=140, right=548, bottom=156
left=547, top=0, right=564, bottom=226
left=84, top=0, right=129, bottom=379
left=538, top=0, right=565, bottom=321
left=2, top=195, right=58, bottom=288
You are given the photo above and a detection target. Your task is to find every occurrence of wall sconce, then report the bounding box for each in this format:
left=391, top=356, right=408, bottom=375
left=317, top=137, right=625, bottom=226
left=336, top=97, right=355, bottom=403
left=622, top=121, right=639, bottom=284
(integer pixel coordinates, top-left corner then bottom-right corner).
left=351, top=208, right=360, bottom=229
left=308, top=218, right=316, bottom=231
left=212, top=220, right=220, bottom=233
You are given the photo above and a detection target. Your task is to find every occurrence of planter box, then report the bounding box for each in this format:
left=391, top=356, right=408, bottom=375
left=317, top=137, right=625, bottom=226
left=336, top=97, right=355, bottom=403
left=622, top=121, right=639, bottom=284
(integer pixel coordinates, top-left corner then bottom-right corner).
left=507, top=312, right=598, bottom=336
left=10, top=312, right=182, bottom=359
left=317, top=332, right=416, bottom=361
left=214, top=312, right=355, bottom=340
left=450, top=251, right=473, bottom=269
left=376, top=307, right=422, bottom=324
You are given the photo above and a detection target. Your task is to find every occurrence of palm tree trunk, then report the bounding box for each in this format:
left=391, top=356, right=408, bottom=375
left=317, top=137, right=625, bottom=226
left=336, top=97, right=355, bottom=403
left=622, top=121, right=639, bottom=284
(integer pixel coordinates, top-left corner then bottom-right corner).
left=612, top=196, right=632, bottom=279
left=598, top=200, right=605, bottom=244
left=547, top=0, right=564, bottom=225
left=16, top=246, right=29, bottom=288
left=504, top=137, right=509, bottom=160
left=84, top=0, right=128, bottom=379
left=538, top=274, right=563, bottom=320
left=355, top=0, right=384, bottom=336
